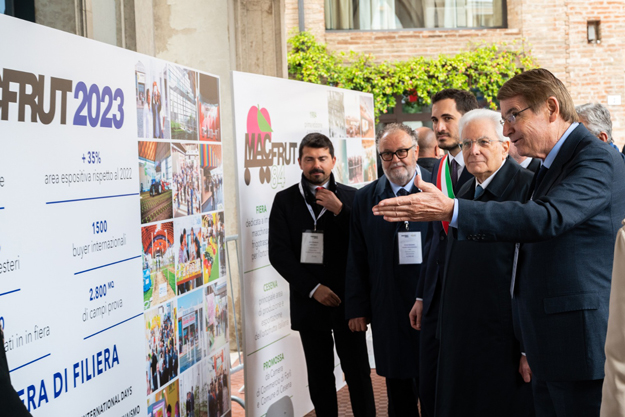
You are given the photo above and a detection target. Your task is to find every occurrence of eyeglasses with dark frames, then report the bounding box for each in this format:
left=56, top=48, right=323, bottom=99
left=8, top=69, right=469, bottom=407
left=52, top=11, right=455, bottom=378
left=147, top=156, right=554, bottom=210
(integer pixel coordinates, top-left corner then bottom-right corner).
left=379, top=145, right=415, bottom=161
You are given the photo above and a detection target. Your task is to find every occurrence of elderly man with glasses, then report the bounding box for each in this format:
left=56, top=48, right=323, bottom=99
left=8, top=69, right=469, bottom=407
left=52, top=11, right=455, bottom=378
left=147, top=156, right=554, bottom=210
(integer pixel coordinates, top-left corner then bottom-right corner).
left=345, top=122, right=432, bottom=416
left=434, top=109, right=535, bottom=417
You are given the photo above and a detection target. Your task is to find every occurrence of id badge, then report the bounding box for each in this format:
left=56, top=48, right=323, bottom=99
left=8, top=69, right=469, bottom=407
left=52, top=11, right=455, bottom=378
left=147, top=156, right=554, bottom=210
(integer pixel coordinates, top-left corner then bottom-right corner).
left=398, top=231, right=422, bottom=264
left=301, top=231, right=324, bottom=264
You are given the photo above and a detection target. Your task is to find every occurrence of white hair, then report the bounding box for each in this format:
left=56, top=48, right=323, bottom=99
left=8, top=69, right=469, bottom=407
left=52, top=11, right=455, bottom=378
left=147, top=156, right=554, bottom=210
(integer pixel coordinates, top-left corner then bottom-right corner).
left=458, top=109, right=509, bottom=142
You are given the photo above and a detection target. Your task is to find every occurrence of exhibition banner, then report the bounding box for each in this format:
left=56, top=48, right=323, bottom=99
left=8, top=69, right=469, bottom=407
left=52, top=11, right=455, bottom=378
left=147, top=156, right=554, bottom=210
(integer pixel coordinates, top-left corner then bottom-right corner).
left=232, top=71, right=377, bottom=416
left=0, top=15, right=231, bottom=417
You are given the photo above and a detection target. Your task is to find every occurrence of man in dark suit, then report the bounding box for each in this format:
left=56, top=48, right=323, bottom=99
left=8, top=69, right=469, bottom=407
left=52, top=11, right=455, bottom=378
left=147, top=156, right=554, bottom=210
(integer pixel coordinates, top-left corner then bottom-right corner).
left=346, top=123, right=431, bottom=416
left=0, top=329, right=32, bottom=416
left=269, top=133, right=375, bottom=417
left=409, top=88, right=478, bottom=417
left=435, top=109, right=534, bottom=417
left=373, top=68, right=625, bottom=417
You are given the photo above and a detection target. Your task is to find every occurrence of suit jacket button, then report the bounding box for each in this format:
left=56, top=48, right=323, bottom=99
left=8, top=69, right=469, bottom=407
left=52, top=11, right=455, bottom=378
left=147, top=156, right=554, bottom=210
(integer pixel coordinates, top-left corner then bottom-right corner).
left=440, top=235, right=445, bottom=241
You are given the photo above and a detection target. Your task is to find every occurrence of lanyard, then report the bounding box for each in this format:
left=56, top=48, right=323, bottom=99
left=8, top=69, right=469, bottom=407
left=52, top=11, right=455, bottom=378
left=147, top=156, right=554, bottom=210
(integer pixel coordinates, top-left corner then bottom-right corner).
left=298, top=182, right=327, bottom=232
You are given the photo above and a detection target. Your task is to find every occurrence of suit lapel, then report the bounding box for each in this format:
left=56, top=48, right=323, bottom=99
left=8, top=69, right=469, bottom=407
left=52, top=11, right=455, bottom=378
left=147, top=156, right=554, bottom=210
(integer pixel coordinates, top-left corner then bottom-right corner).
left=534, top=124, right=585, bottom=199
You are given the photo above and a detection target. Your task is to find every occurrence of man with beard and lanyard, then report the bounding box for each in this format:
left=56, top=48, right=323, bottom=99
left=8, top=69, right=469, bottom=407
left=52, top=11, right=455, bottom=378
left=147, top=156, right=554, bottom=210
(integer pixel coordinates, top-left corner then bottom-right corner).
left=408, top=88, right=478, bottom=417
left=269, top=133, right=375, bottom=417
left=346, top=123, right=431, bottom=416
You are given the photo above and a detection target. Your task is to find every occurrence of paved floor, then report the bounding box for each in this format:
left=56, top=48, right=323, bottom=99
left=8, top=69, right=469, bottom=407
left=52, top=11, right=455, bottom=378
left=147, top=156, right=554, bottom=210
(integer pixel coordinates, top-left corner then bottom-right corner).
left=229, top=360, right=391, bottom=417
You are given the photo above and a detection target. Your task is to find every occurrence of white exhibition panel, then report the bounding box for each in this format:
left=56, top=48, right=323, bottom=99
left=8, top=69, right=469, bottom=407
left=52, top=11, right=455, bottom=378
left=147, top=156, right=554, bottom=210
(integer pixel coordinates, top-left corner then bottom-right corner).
left=232, top=71, right=377, bottom=416
left=0, top=15, right=230, bottom=417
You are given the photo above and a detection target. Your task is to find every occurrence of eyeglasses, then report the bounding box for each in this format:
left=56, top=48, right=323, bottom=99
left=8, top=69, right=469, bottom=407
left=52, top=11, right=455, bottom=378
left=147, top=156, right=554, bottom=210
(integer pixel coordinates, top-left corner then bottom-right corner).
left=460, top=139, right=504, bottom=149
left=500, top=106, right=531, bottom=125
left=379, top=146, right=415, bottom=161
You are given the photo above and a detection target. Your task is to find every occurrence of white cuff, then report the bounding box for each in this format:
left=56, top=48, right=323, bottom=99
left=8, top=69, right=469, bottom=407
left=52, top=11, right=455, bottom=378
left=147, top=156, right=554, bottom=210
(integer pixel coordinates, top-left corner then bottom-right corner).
left=309, top=283, right=321, bottom=298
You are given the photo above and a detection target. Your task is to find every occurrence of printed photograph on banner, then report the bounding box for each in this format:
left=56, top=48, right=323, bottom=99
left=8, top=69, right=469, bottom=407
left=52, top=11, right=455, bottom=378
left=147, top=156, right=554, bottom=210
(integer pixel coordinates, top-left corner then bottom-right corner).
left=346, top=140, right=365, bottom=184
left=344, top=93, right=362, bottom=138
left=198, top=73, right=221, bottom=142
left=205, top=279, right=229, bottom=355
left=200, top=144, right=224, bottom=212
left=331, top=139, right=348, bottom=184
left=208, top=346, right=231, bottom=417
left=142, top=222, right=176, bottom=310
left=201, top=212, right=226, bottom=283
left=177, top=288, right=207, bottom=373
left=135, top=60, right=171, bottom=139
left=145, top=301, right=178, bottom=394
left=169, top=65, right=198, bottom=141
left=362, top=139, right=378, bottom=182
left=174, top=215, right=204, bottom=294
left=139, top=141, right=173, bottom=224
left=147, top=379, right=180, bottom=417
left=179, top=360, right=209, bottom=417
left=360, top=95, right=375, bottom=138
left=172, top=143, right=201, bottom=218
left=327, top=90, right=346, bottom=138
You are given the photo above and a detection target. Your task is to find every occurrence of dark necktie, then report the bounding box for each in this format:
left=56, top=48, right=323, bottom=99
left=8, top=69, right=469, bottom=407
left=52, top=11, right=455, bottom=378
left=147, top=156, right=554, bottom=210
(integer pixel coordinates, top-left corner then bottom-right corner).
left=450, top=159, right=459, bottom=190
left=535, top=165, right=549, bottom=189
left=396, top=188, right=409, bottom=197
left=312, top=187, right=324, bottom=217
left=474, top=185, right=484, bottom=200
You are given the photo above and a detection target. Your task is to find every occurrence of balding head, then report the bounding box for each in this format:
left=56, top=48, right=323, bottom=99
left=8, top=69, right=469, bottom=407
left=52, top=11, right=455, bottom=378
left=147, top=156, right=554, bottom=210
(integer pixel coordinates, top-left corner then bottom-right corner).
left=416, top=127, right=439, bottom=158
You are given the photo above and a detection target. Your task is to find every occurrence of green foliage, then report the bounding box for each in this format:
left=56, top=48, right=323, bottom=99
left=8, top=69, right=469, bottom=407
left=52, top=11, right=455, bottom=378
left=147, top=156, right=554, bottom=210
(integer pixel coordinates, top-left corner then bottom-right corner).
left=287, top=31, right=538, bottom=119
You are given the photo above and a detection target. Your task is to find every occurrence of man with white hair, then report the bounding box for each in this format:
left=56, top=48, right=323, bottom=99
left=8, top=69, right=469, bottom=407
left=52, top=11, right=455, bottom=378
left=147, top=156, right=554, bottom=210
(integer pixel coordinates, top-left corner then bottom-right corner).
left=434, top=109, right=535, bottom=416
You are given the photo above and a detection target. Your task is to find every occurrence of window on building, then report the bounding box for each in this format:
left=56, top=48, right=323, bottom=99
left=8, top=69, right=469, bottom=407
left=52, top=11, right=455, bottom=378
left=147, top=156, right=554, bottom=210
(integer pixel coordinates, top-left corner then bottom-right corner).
left=325, top=0, right=506, bottom=30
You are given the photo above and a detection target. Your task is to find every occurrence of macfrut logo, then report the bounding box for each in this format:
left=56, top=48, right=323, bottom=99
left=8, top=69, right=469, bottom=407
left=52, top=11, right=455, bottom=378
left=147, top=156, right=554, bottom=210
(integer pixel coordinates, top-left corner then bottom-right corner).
left=243, top=105, right=298, bottom=186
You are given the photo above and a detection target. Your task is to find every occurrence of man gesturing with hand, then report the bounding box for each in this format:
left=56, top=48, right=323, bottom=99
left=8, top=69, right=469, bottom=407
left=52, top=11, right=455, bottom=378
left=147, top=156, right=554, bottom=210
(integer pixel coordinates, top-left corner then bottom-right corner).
left=269, top=133, right=375, bottom=417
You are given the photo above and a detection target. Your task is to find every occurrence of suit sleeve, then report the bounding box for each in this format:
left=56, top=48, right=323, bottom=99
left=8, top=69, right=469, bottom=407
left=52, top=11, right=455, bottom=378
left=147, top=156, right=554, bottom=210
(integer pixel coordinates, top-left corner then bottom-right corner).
left=268, top=194, right=320, bottom=298
left=344, top=194, right=372, bottom=319
left=458, top=146, right=615, bottom=243
left=0, top=331, right=32, bottom=417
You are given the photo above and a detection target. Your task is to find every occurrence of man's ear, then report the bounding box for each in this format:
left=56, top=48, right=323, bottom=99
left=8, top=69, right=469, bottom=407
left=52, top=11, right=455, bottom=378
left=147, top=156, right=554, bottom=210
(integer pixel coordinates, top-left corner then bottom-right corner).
left=598, top=132, right=610, bottom=143
left=546, top=97, right=560, bottom=122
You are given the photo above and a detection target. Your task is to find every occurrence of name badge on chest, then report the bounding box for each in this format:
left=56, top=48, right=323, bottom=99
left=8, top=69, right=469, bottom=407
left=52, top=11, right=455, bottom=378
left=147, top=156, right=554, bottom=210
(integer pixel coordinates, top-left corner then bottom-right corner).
left=398, top=231, right=422, bottom=264
left=301, top=231, right=324, bottom=264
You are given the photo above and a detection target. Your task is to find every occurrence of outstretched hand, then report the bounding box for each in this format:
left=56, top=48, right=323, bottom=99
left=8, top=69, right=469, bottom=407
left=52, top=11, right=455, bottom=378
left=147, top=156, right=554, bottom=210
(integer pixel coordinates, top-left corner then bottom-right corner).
left=372, top=175, right=455, bottom=222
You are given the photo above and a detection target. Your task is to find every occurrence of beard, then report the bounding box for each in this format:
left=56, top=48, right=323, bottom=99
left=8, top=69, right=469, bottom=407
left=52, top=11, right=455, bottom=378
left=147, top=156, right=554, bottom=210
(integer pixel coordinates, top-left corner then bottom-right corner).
left=437, top=133, right=460, bottom=151
left=306, top=168, right=329, bottom=185
left=384, top=162, right=416, bottom=186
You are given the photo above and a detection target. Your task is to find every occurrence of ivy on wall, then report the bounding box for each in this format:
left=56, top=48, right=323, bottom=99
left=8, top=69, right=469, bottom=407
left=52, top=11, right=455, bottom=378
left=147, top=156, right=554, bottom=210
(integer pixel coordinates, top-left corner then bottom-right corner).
left=287, top=31, right=538, bottom=120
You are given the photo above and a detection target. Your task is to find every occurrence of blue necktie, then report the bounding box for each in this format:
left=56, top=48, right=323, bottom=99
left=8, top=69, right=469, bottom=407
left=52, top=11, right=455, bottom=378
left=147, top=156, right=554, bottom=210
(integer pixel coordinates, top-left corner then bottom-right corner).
left=535, top=165, right=549, bottom=189
left=397, top=188, right=409, bottom=197
left=474, top=185, right=484, bottom=200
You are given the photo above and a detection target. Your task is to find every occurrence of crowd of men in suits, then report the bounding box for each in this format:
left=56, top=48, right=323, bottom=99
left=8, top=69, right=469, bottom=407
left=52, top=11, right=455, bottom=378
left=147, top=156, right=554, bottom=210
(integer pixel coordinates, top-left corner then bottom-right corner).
left=269, top=68, right=625, bottom=417
left=4, top=68, right=625, bottom=417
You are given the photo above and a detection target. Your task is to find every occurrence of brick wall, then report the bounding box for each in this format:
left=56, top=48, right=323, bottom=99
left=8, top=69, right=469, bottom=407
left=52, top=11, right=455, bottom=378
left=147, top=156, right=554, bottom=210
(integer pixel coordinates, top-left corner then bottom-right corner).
left=285, top=0, right=625, bottom=147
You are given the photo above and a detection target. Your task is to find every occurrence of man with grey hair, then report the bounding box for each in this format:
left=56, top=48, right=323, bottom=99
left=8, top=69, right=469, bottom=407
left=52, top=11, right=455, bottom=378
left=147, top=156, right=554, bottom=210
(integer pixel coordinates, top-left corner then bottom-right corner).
left=346, top=123, right=432, bottom=416
left=576, top=102, right=624, bottom=157
left=434, top=109, right=535, bottom=416
left=576, top=102, right=613, bottom=144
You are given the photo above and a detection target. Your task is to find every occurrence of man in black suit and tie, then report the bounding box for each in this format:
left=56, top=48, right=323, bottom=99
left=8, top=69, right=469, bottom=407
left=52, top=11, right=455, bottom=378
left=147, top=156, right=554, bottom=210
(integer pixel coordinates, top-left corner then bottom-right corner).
left=408, top=89, right=478, bottom=417
left=373, top=68, right=625, bottom=417
left=0, top=328, right=32, bottom=416
left=435, top=109, right=534, bottom=416
left=269, top=133, right=375, bottom=417
left=346, top=123, right=431, bottom=416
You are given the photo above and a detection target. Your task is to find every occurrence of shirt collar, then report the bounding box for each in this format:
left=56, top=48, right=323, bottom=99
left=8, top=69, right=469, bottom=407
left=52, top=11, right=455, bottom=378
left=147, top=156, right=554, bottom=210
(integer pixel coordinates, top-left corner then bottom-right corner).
left=519, top=157, right=533, bottom=169
left=475, top=159, right=506, bottom=190
left=388, top=166, right=421, bottom=196
left=309, top=180, right=329, bottom=195
left=448, top=150, right=465, bottom=168
left=542, top=123, right=579, bottom=168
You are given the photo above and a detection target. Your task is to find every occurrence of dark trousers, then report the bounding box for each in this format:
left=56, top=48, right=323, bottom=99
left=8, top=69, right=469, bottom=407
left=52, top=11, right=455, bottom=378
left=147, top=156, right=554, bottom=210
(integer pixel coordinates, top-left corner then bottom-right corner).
left=531, top=377, right=603, bottom=417
left=299, top=324, right=375, bottom=417
left=386, top=377, right=419, bottom=417
left=419, top=285, right=441, bottom=417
